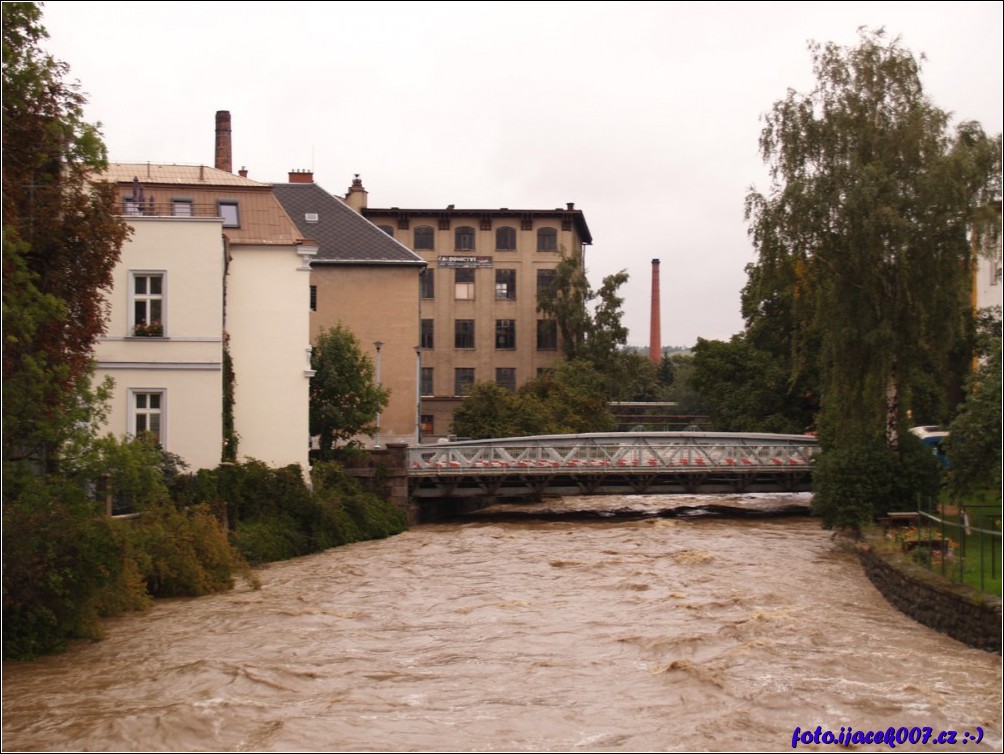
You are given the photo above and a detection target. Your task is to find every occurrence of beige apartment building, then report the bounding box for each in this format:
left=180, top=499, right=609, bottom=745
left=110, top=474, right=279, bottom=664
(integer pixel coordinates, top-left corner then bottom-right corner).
left=357, top=184, right=593, bottom=440
left=96, top=162, right=314, bottom=472
left=273, top=172, right=426, bottom=448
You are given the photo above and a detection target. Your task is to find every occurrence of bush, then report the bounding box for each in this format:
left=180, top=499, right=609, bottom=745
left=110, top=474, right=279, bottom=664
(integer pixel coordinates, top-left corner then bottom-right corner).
left=2, top=478, right=126, bottom=658
left=128, top=503, right=254, bottom=597
left=812, top=434, right=941, bottom=530
left=311, top=461, right=407, bottom=542
left=3, top=454, right=406, bottom=659
left=232, top=514, right=313, bottom=565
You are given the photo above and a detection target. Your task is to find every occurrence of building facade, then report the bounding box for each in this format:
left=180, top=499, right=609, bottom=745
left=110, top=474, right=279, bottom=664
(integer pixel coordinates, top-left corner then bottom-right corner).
left=972, top=204, right=1003, bottom=313
left=94, top=163, right=314, bottom=471
left=273, top=172, right=427, bottom=448
left=360, top=188, right=592, bottom=440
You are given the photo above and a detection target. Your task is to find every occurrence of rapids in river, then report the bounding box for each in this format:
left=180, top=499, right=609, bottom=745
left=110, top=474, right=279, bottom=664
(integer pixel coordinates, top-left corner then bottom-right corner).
left=3, top=493, right=1000, bottom=751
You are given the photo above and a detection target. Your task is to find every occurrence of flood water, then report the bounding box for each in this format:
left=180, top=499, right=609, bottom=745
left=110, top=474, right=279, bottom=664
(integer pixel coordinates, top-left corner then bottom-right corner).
left=3, top=493, right=1001, bottom=752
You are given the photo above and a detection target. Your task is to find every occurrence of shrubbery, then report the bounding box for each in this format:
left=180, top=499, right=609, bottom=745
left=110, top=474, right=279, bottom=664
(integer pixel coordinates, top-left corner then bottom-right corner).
left=3, top=437, right=407, bottom=659
left=812, top=433, right=941, bottom=530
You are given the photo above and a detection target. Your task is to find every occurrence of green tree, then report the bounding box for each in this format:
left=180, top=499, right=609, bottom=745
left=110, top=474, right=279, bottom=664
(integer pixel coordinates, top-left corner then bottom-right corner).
left=943, top=309, right=1002, bottom=497
left=536, top=246, right=629, bottom=364
left=310, top=325, right=390, bottom=456
left=745, top=29, right=1000, bottom=525
left=2, top=3, right=136, bottom=657
left=452, top=382, right=540, bottom=439
left=690, top=335, right=813, bottom=433
left=452, top=361, right=616, bottom=439
left=3, top=1, right=129, bottom=469
left=536, top=245, right=592, bottom=359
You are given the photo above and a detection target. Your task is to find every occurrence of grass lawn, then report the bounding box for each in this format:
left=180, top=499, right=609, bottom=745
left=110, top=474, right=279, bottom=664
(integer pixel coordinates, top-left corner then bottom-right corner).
left=908, top=492, right=1002, bottom=598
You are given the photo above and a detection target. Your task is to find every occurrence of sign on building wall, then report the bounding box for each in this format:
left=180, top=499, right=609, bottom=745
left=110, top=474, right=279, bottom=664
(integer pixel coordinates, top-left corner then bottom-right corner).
left=437, top=256, right=494, bottom=269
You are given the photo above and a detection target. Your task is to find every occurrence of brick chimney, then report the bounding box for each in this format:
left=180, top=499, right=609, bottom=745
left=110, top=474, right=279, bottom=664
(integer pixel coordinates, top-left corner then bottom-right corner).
left=650, top=259, right=662, bottom=365
left=288, top=169, right=314, bottom=184
left=344, top=174, right=368, bottom=212
left=215, top=110, right=232, bottom=173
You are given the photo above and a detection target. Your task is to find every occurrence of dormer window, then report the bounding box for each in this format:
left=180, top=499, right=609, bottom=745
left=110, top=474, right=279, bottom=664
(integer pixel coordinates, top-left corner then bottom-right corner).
left=172, top=199, right=193, bottom=217
left=219, top=201, right=240, bottom=228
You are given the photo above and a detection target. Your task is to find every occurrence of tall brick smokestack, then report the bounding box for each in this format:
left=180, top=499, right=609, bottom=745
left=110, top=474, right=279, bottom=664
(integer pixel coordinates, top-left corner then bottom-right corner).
left=215, top=110, right=232, bottom=173
left=650, top=258, right=662, bottom=365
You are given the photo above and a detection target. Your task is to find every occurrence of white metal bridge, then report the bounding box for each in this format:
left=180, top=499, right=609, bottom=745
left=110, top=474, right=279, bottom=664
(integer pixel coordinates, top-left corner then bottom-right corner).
left=407, top=432, right=818, bottom=499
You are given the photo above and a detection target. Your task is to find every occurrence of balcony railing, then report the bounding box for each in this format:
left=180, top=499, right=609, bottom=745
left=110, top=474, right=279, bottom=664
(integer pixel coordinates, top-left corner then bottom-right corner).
left=119, top=198, right=224, bottom=219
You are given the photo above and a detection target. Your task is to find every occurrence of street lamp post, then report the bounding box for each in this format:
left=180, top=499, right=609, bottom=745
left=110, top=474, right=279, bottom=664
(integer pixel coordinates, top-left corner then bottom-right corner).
left=414, top=345, right=422, bottom=445
left=373, top=341, right=383, bottom=448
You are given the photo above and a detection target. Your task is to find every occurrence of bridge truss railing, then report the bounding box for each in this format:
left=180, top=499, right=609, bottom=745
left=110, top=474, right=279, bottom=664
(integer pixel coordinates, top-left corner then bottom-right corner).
left=408, top=432, right=819, bottom=474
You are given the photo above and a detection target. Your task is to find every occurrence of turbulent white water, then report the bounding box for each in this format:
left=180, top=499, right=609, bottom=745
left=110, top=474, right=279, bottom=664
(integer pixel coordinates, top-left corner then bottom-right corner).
left=3, top=493, right=1001, bottom=751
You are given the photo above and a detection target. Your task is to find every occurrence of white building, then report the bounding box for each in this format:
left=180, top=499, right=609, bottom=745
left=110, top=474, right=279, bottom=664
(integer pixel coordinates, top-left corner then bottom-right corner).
left=94, top=163, right=314, bottom=472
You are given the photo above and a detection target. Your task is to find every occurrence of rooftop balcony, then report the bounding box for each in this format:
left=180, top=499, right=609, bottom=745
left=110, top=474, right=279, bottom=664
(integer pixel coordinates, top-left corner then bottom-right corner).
left=119, top=196, right=229, bottom=220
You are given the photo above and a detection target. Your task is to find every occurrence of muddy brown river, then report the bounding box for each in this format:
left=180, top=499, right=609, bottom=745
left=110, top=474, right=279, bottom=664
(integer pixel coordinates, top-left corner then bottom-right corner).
left=2, top=494, right=1000, bottom=751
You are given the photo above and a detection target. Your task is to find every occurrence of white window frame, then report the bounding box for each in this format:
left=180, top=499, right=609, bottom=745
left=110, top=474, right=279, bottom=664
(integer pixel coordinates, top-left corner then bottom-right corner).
left=129, top=270, right=167, bottom=337
left=128, top=389, right=166, bottom=445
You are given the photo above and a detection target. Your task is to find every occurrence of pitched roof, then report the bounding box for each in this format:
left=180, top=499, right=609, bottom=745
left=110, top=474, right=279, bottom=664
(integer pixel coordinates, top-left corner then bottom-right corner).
left=272, top=182, right=425, bottom=266
left=98, top=163, right=303, bottom=246
left=101, top=163, right=267, bottom=187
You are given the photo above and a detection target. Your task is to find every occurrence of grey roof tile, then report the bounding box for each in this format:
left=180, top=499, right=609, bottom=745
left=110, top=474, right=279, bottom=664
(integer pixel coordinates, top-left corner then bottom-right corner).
left=272, top=182, right=425, bottom=265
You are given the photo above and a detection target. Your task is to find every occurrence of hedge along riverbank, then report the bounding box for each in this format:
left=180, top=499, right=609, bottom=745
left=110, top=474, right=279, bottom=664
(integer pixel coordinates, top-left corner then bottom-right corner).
left=3, top=447, right=407, bottom=660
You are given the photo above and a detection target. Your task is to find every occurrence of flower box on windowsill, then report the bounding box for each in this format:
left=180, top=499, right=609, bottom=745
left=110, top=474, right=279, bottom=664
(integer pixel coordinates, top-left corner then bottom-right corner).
left=133, top=322, right=164, bottom=337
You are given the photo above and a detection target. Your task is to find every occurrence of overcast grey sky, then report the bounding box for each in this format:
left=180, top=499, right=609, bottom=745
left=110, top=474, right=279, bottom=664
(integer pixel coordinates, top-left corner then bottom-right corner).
left=42, top=1, right=1002, bottom=348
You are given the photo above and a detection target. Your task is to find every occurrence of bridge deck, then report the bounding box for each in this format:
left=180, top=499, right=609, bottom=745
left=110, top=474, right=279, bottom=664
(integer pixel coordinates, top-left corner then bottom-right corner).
left=407, top=432, right=818, bottom=499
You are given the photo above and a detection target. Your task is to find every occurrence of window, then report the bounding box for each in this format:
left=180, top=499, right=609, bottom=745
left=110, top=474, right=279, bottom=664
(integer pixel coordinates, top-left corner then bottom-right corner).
left=420, top=414, right=434, bottom=435
left=455, top=319, right=475, bottom=349
left=131, top=272, right=165, bottom=336
left=496, top=319, right=516, bottom=349
left=378, top=224, right=394, bottom=237
left=310, top=285, right=317, bottom=311
left=420, top=319, right=434, bottom=349
left=454, top=368, right=475, bottom=396
left=420, top=268, right=435, bottom=299
left=537, top=268, right=556, bottom=296
left=495, top=269, right=516, bottom=300
left=537, top=227, right=557, bottom=251
left=421, top=367, right=434, bottom=396
left=455, top=268, right=475, bottom=300
left=496, top=226, right=516, bottom=251
left=496, top=368, right=516, bottom=392
left=172, top=199, right=193, bottom=217
left=455, top=226, right=475, bottom=251
left=414, top=225, right=435, bottom=250
left=123, top=197, right=142, bottom=215
left=219, top=201, right=240, bottom=228
left=305, top=212, right=320, bottom=224
left=537, top=319, right=558, bottom=350
left=131, top=390, right=164, bottom=444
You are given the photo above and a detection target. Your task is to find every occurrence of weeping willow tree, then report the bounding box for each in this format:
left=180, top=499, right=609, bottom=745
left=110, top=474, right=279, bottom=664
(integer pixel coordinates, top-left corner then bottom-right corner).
left=745, top=29, right=1000, bottom=527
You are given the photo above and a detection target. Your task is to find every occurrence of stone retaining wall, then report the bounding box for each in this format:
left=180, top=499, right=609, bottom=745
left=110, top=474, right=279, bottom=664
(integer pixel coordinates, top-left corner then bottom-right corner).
left=342, top=444, right=419, bottom=524
left=858, top=547, right=1001, bottom=653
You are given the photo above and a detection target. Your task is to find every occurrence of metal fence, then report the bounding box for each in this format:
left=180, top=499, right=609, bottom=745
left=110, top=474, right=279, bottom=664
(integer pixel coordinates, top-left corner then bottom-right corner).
left=910, top=503, right=1002, bottom=596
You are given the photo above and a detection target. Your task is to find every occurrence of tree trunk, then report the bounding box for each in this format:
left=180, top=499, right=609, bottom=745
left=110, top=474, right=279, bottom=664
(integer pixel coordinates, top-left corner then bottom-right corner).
left=885, top=364, right=900, bottom=451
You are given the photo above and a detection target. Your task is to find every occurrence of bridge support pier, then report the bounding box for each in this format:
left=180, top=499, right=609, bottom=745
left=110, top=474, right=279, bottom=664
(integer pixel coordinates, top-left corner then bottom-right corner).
left=344, top=443, right=420, bottom=525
